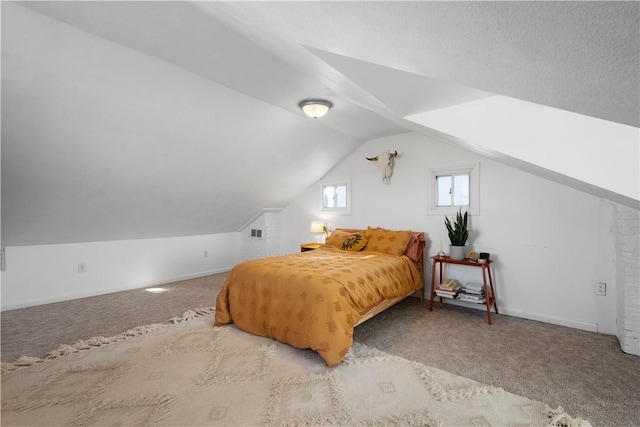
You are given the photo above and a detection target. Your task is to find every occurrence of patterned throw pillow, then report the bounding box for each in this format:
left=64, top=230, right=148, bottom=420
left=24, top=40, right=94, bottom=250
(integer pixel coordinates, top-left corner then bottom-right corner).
left=363, top=227, right=412, bottom=256
left=341, top=233, right=368, bottom=251
left=324, top=230, right=352, bottom=248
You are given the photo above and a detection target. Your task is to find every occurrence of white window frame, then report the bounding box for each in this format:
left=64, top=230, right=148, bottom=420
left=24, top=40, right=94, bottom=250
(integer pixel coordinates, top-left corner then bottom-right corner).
left=427, top=163, right=480, bottom=216
left=320, top=178, right=352, bottom=215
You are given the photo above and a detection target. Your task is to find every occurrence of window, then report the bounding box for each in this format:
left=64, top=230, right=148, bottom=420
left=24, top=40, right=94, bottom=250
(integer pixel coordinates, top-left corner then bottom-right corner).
left=323, top=184, right=347, bottom=209
left=428, top=163, right=479, bottom=215
left=321, top=179, right=351, bottom=215
left=436, top=173, right=469, bottom=207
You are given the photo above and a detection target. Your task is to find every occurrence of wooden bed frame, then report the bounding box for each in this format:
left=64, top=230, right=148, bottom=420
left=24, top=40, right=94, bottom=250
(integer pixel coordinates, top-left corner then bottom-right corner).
left=354, top=232, right=425, bottom=326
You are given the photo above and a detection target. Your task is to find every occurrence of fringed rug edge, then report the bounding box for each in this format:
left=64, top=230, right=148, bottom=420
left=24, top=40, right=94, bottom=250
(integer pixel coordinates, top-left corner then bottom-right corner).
left=1, top=306, right=216, bottom=374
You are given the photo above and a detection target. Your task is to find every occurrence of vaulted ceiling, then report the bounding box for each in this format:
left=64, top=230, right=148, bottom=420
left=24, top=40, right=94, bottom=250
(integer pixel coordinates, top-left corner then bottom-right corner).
left=2, top=1, right=638, bottom=246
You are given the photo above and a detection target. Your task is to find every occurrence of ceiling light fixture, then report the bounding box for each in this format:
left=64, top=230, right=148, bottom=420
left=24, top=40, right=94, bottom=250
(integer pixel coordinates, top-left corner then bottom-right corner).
left=299, top=99, right=333, bottom=119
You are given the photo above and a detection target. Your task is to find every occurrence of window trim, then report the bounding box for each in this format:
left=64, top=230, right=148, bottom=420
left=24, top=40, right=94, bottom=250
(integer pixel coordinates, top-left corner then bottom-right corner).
left=427, top=163, right=480, bottom=216
left=320, top=178, right=352, bottom=215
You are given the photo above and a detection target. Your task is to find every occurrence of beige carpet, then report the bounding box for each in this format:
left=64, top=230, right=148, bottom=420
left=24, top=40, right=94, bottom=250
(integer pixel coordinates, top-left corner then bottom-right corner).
left=1, top=308, right=590, bottom=427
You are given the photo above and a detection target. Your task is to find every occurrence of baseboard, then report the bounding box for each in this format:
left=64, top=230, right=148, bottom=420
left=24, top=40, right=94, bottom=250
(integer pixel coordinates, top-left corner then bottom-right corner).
left=1, top=267, right=232, bottom=312
left=144, top=268, right=233, bottom=288
left=429, top=298, right=599, bottom=333
left=498, top=306, right=598, bottom=333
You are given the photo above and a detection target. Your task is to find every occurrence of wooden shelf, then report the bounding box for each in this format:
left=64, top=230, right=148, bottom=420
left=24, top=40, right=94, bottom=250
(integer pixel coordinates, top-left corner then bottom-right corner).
left=430, top=255, right=492, bottom=267
left=429, top=255, right=498, bottom=324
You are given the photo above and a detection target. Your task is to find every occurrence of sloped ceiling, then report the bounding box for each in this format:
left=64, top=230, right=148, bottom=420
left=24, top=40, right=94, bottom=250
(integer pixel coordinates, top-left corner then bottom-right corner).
left=2, top=1, right=638, bottom=246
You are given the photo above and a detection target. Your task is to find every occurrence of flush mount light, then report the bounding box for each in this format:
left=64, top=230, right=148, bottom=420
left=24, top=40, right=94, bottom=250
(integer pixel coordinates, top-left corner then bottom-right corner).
left=299, top=99, right=333, bottom=119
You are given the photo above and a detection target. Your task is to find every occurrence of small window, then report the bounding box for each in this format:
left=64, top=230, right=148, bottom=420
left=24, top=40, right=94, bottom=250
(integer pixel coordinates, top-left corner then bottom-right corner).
left=321, top=179, right=351, bottom=215
left=323, top=184, right=347, bottom=209
left=428, top=163, right=479, bottom=215
left=436, top=173, right=469, bottom=207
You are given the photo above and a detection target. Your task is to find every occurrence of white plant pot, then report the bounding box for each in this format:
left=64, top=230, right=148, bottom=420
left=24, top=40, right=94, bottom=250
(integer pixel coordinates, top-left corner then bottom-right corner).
left=449, top=245, right=466, bottom=260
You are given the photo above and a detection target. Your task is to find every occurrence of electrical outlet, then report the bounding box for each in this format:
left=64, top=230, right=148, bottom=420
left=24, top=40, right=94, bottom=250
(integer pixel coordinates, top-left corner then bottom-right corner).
left=596, top=282, right=606, bottom=296
left=78, top=263, right=86, bottom=273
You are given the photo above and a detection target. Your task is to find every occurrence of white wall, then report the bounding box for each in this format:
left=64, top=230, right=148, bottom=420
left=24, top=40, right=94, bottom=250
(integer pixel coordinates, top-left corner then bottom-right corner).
left=283, top=132, right=621, bottom=333
left=1, top=233, right=236, bottom=311
left=238, top=209, right=283, bottom=263
left=613, top=204, right=640, bottom=355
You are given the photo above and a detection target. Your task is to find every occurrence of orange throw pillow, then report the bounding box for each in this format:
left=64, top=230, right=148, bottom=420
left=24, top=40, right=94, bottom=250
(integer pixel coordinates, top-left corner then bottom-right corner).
left=363, top=227, right=412, bottom=256
left=324, top=230, right=352, bottom=248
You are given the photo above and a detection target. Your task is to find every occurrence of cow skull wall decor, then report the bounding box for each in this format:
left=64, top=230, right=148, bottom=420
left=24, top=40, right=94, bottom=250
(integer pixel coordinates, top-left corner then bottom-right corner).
left=366, top=150, right=398, bottom=184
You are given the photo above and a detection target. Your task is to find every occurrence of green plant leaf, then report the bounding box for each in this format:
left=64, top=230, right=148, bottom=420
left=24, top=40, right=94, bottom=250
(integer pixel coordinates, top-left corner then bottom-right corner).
left=444, top=208, right=469, bottom=245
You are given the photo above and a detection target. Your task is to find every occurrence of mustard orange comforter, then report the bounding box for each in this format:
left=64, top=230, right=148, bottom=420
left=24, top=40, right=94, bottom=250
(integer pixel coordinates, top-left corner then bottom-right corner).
left=214, top=245, right=422, bottom=366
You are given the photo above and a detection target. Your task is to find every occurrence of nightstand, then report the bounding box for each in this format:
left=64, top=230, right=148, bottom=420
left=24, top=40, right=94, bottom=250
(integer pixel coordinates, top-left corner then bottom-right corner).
left=429, top=255, right=498, bottom=324
left=300, top=243, right=323, bottom=252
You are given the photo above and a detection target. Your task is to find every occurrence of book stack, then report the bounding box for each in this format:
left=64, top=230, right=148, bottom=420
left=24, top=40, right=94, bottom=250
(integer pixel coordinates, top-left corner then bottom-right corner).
left=435, top=279, right=461, bottom=299
left=457, top=282, right=486, bottom=303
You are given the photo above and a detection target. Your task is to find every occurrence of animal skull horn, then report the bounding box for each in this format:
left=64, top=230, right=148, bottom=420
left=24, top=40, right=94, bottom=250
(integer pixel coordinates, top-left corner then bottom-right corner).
left=365, top=151, right=397, bottom=162
left=366, top=150, right=398, bottom=184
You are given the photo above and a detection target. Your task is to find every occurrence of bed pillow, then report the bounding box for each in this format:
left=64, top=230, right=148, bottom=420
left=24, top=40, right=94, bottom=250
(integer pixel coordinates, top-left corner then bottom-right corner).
left=324, top=230, right=352, bottom=248
left=404, top=232, right=426, bottom=262
left=363, top=227, right=413, bottom=256
left=341, top=233, right=368, bottom=251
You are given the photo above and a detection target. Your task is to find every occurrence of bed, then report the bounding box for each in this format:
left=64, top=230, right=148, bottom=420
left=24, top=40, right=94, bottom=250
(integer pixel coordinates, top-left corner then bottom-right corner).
left=214, top=227, right=426, bottom=366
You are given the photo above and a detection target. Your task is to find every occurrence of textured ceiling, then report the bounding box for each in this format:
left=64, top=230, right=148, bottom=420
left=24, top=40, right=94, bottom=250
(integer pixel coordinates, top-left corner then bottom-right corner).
left=19, top=1, right=639, bottom=128
left=204, top=1, right=638, bottom=127
left=2, top=1, right=638, bottom=245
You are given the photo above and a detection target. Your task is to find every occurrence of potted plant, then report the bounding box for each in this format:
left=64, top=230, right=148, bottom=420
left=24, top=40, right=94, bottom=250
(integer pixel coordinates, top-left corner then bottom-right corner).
left=444, top=209, right=468, bottom=260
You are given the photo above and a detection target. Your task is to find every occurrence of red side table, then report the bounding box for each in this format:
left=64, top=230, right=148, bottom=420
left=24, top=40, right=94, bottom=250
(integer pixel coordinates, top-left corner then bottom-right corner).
left=429, top=255, right=498, bottom=324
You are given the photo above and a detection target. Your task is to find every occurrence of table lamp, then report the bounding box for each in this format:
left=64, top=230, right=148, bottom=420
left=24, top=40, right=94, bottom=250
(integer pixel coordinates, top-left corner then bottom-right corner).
left=310, top=221, right=326, bottom=243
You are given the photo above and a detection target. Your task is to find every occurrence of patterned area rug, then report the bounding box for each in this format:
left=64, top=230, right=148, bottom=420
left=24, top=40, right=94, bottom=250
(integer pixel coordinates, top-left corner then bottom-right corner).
left=1, top=308, right=590, bottom=426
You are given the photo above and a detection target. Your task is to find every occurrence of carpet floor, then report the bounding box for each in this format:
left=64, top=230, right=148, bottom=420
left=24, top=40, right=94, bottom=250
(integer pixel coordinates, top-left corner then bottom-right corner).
left=2, top=273, right=639, bottom=426
left=2, top=310, right=581, bottom=426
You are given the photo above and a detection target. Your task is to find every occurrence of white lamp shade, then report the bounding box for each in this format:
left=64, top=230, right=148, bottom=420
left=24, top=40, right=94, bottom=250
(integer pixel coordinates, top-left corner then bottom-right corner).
left=310, top=221, right=326, bottom=233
